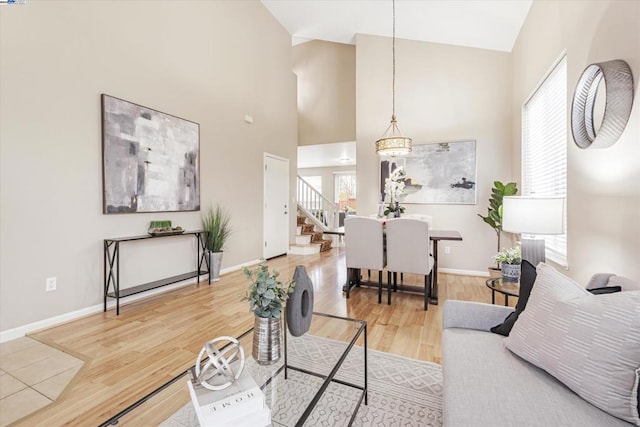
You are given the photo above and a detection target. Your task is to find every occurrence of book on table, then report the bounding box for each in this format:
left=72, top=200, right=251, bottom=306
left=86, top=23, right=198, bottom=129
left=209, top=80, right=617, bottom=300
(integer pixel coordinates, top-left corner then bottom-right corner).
left=187, top=369, right=271, bottom=426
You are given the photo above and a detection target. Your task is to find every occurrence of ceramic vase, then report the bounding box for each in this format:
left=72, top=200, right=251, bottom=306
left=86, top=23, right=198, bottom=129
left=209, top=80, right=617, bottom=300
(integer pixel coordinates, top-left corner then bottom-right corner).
left=501, top=263, right=521, bottom=282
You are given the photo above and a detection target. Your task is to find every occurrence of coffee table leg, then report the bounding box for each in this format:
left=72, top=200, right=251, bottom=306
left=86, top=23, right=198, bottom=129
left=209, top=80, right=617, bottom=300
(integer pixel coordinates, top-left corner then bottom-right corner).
left=492, top=289, right=496, bottom=305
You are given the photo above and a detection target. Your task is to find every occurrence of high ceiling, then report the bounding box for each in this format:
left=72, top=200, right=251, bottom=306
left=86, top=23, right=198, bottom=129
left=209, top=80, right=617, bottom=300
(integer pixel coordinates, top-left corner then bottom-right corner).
left=262, top=0, right=533, bottom=52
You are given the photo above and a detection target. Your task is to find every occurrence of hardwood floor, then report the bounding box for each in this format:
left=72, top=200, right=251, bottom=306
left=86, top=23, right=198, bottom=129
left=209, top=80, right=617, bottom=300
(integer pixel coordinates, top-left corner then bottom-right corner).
left=17, top=247, right=505, bottom=426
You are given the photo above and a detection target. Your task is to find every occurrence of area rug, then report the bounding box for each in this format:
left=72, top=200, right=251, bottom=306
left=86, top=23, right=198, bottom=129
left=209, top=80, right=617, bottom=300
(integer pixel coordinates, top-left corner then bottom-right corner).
left=161, top=334, right=442, bottom=426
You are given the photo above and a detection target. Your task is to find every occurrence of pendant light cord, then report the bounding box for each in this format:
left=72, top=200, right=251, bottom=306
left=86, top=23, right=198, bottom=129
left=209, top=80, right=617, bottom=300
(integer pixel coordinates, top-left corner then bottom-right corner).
left=392, top=0, right=396, bottom=122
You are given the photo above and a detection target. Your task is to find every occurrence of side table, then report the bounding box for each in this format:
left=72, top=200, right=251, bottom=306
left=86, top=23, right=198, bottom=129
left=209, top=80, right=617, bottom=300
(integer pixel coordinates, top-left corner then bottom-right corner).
left=485, top=277, right=520, bottom=306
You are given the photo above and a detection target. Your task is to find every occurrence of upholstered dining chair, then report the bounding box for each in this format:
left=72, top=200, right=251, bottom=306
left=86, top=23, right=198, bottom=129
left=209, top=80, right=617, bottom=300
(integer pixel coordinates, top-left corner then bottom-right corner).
left=385, top=218, right=434, bottom=310
left=344, top=216, right=386, bottom=303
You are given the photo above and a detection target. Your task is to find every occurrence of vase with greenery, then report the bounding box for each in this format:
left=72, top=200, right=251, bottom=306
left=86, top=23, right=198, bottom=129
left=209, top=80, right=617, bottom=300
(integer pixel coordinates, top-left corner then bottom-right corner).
left=493, top=247, right=522, bottom=282
left=202, top=204, right=231, bottom=282
left=383, top=167, right=407, bottom=217
left=478, top=181, right=517, bottom=268
left=241, top=261, right=295, bottom=365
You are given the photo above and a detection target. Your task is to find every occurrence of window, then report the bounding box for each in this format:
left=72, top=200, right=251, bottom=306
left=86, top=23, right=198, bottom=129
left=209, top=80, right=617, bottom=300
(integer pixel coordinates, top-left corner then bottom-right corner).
left=522, top=55, right=568, bottom=266
left=334, top=172, right=356, bottom=212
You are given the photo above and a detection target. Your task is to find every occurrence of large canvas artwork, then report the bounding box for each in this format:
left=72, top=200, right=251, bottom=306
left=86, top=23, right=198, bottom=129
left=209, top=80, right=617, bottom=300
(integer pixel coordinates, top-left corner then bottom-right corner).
left=380, top=140, right=477, bottom=205
left=102, top=94, right=200, bottom=214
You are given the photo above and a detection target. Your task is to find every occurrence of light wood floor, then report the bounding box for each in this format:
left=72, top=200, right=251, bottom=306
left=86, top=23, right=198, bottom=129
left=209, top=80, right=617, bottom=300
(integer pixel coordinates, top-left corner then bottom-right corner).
left=16, top=247, right=506, bottom=426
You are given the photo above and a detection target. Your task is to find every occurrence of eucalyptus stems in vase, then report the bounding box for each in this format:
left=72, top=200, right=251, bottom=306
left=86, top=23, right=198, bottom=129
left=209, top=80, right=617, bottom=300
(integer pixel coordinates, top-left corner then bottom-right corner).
left=241, top=260, right=295, bottom=365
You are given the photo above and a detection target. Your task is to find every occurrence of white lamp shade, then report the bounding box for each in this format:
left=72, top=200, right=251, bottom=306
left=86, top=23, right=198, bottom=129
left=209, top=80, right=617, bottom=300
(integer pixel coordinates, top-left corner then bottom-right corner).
left=502, top=197, right=565, bottom=235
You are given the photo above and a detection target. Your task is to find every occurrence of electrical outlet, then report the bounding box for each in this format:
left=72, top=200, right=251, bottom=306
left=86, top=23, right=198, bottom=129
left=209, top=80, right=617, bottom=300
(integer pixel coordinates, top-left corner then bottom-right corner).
left=46, top=277, right=57, bottom=292
left=444, top=246, right=451, bottom=255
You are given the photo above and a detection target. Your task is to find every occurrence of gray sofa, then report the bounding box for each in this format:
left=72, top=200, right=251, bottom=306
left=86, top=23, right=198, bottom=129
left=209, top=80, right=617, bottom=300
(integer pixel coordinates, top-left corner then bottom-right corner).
left=442, top=276, right=640, bottom=427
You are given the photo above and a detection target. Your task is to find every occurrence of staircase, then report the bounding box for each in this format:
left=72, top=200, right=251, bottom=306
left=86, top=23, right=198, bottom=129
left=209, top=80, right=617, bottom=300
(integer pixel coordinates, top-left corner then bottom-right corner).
left=287, top=214, right=333, bottom=255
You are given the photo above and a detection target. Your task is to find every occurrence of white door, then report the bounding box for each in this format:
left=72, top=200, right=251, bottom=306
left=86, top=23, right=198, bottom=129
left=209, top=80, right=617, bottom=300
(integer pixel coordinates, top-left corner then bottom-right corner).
left=264, top=154, right=289, bottom=259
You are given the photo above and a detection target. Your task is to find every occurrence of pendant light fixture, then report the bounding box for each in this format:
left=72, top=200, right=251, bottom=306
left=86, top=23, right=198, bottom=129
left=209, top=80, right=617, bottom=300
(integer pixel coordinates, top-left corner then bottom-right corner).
left=375, top=0, right=412, bottom=156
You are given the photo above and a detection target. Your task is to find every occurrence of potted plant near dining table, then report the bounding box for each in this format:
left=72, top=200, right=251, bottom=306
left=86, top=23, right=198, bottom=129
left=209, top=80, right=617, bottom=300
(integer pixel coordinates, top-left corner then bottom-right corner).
left=242, top=261, right=295, bottom=365
left=202, top=204, right=231, bottom=282
left=493, top=246, right=522, bottom=282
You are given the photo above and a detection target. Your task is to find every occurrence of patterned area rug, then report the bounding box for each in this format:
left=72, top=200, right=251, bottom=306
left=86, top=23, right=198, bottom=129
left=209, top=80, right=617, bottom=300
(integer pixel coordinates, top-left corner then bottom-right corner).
left=162, top=335, right=442, bottom=426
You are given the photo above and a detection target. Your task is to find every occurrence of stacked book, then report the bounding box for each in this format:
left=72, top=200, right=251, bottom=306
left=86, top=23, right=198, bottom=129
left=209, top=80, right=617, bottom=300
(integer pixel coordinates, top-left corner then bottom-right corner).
left=187, top=370, right=270, bottom=427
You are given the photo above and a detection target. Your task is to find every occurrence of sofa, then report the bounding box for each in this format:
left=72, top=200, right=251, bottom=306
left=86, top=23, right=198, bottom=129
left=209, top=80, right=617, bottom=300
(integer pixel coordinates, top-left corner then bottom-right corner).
left=442, top=270, right=640, bottom=427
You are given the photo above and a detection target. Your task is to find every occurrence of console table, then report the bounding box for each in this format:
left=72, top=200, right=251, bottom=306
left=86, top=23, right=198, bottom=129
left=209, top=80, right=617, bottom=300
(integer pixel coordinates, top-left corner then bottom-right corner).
left=104, top=231, right=208, bottom=315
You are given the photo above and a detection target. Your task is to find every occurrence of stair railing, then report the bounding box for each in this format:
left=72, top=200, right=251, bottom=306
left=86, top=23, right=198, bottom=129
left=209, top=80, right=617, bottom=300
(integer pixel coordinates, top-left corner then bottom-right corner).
left=296, top=175, right=338, bottom=231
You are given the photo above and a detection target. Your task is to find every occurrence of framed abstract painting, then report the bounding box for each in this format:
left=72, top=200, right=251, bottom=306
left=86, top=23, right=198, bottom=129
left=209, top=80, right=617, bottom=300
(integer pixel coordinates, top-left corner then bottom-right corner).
left=101, top=94, right=200, bottom=214
left=380, top=140, right=477, bottom=205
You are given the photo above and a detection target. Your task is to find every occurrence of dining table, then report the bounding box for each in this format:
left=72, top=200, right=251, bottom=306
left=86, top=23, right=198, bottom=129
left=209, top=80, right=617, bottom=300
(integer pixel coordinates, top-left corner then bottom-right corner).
left=342, top=227, right=463, bottom=304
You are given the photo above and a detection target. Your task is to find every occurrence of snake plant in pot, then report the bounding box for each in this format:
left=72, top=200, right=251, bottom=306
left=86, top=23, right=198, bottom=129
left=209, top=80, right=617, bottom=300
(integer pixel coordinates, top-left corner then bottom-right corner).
left=202, top=204, right=231, bottom=282
left=241, top=261, right=295, bottom=365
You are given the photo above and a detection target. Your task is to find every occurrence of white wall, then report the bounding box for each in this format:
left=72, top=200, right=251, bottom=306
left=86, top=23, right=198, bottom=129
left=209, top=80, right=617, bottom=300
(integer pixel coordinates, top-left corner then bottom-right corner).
left=0, top=1, right=297, bottom=332
left=511, top=0, right=640, bottom=283
left=356, top=34, right=513, bottom=273
left=293, top=40, right=356, bottom=146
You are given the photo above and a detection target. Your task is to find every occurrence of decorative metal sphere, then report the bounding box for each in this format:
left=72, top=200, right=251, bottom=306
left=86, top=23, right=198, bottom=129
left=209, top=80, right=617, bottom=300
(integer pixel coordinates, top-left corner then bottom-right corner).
left=194, top=336, right=245, bottom=391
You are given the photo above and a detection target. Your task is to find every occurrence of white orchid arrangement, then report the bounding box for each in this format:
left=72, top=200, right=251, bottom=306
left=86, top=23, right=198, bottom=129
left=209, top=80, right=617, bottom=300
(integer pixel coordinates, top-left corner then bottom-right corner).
left=384, top=167, right=406, bottom=215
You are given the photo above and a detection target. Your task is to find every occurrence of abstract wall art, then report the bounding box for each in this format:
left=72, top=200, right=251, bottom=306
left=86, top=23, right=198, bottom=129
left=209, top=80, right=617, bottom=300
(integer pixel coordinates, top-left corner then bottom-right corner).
left=380, top=140, right=477, bottom=205
left=101, top=94, right=200, bottom=214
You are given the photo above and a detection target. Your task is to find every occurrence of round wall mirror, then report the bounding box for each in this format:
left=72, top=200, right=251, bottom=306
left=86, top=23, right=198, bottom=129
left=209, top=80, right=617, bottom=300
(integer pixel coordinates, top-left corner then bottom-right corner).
left=571, top=59, right=634, bottom=149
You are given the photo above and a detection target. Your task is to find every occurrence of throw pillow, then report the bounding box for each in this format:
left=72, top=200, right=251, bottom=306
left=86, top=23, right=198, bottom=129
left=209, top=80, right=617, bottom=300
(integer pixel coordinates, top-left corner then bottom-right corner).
left=505, top=263, right=640, bottom=425
left=490, top=259, right=537, bottom=336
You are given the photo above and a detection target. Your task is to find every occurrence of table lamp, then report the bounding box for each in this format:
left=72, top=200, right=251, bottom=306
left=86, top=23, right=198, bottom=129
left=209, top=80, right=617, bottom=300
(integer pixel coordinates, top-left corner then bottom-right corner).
left=502, top=197, right=565, bottom=267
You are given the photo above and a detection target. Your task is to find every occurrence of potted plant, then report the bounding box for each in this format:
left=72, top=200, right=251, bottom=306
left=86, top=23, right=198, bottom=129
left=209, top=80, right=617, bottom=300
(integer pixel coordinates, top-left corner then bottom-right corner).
left=202, top=204, right=231, bottom=282
left=478, top=181, right=517, bottom=275
left=241, top=261, right=295, bottom=365
left=492, top=246, right=522, bottom=282
left=383, top=166, right=407, bottom=217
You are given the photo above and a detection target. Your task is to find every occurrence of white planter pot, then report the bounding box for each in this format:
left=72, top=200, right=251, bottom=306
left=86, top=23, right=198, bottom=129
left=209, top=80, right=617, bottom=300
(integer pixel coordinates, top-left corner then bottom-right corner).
left=208, top=251, right=223, bottom=282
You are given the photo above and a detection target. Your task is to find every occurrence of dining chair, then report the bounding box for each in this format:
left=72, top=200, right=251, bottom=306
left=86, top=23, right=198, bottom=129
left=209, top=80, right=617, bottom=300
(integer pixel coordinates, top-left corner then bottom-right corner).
left=394, top=213, right=433, bottom=283
left=344, top=216, right=386, bottom=303
left=385, top=218, right=434, bottom=310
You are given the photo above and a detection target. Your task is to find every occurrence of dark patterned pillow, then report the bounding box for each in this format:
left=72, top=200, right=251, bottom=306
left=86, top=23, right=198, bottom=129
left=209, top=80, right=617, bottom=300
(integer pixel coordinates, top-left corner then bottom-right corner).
left=490, top=260, right=537, bottom=336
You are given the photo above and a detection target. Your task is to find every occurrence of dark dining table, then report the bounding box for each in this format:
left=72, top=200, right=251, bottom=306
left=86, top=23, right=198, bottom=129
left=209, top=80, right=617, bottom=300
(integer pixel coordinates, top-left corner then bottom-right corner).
left=343, top=229, right=463, bottom=304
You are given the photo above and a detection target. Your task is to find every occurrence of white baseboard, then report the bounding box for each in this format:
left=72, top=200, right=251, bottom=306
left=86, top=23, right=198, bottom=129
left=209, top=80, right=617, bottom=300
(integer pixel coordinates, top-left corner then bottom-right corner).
left=439, top=268, right=490, bottom=277
left=0, top=259, right=260, bottom=344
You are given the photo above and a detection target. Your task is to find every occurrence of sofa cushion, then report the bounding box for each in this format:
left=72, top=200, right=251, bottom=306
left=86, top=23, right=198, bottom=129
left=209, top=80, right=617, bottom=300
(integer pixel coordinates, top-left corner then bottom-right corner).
left=505, top=263, right=640, bottom=425
left=443, top=328, right=631, bottom=426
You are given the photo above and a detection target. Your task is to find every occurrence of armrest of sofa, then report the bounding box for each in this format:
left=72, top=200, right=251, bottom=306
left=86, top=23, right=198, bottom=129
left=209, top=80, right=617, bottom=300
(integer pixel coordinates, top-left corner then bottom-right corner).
left=443, top=300, right=514, bottom=332
left=586, top=274, right=640, bottom=291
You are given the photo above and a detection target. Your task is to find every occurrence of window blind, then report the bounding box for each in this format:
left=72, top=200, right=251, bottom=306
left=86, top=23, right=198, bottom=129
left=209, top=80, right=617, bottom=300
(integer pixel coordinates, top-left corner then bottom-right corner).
left=522, top=55, right=568, bottom=266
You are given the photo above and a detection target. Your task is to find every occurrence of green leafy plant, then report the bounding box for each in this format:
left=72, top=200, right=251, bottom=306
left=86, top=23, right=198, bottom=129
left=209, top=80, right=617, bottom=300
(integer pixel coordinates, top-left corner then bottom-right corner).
left=478, top=181, right=518, bottom=252
left=492, top=246, right=522, bottom=265
left=202, top=205, right=231, bottom=253
left=241, top=261, right=295, bottom=318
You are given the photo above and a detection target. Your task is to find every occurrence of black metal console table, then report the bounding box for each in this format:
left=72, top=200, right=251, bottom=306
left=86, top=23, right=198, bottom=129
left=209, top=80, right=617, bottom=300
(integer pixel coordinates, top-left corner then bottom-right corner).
left=103, top=231, right=208, bottom=315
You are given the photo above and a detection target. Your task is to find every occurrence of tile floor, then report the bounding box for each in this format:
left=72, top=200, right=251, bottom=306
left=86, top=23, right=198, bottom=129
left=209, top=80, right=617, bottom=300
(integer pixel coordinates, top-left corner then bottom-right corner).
left=0, top=337, right=83, bottom=426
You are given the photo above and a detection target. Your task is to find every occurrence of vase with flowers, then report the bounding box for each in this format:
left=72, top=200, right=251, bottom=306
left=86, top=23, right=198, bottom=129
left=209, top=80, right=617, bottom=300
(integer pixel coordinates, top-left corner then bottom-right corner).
left=492, top=246, right=522, bottom=282
left=241, top=260, right=295, bottom=365
left=383, top=167, right=407, bottom=217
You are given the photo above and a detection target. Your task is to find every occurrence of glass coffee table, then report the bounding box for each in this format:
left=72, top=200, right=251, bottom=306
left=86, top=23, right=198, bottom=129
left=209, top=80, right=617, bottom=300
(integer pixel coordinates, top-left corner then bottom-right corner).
left=485, top=277, right=520, bottom=306
left=100, top=313, right=367, bottom=426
